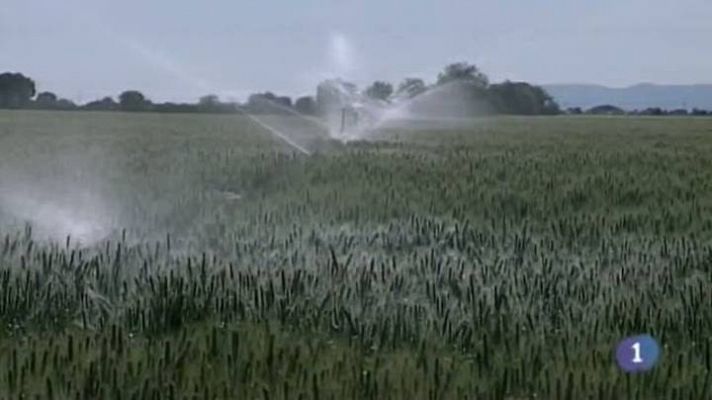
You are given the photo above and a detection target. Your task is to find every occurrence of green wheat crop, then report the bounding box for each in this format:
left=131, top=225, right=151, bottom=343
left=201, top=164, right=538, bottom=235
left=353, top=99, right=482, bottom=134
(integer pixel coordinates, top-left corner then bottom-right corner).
left=1, top=111, right=712, bottom=399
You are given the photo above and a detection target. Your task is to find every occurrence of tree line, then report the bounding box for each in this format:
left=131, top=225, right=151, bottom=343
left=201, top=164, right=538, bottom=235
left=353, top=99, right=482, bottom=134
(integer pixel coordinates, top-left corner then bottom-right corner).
left=0, top=63, right=561, bottom=116
left=9, top=63, right=678, bottom=117
left=567, top=104, right=711, bottom=116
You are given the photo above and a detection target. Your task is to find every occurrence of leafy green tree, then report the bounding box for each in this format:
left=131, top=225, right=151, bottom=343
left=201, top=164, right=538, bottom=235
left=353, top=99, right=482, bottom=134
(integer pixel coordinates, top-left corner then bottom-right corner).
left=276, top=96, right=292, bottom=108
left=246, top=92, right=292, bottom=114
left=55, top=98, right=78, bottom=111
left=199, top=94, right=219, bottom=107
left=83, top=97, right=118, bottom=111
left=295, top=96, right=316, bottom=115
left=396, top=78, right=427, bottom=98
left=437, top=62, right=489, bottom=89
left=365, top=81, right=393, bottom=101
left=153, top=102, right=198, bottom=113
left=0, top=72, right=36, bottom=108
left=35, top=92, right=58, bottom=109
left=586, top=104, right=624, bottom=115
left=488, top=81, right=560, bottom=115
left=119, top=90, right=149, bottom=111
left=198, top=94, right=222, bottom=112
left=261, top=92, right=278, bottom=102
left=642, top=107, right=663, bottom=116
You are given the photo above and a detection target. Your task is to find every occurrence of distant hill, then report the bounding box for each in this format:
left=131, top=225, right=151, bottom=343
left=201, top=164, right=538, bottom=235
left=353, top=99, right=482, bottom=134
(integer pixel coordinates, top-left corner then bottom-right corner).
left=542, top=83, right=712, bottom=111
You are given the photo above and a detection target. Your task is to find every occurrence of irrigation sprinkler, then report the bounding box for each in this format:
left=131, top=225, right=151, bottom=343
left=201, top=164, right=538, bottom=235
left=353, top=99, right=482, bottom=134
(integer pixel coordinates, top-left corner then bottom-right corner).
left=340, top=107, right=346, bottom=134
left=339, top=106, right=362, bottom=135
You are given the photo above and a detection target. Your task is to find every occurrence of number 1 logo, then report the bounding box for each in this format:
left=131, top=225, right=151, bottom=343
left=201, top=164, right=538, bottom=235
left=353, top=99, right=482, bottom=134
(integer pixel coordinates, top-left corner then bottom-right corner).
left=616, top=335, right=660, bottom=373
left=631, top=341, right=643, bottom=364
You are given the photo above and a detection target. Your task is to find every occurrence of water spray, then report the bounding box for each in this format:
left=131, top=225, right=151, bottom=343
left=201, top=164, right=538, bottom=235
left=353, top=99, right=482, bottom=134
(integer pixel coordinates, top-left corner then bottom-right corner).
left=235, top=107, right=313, bottom=155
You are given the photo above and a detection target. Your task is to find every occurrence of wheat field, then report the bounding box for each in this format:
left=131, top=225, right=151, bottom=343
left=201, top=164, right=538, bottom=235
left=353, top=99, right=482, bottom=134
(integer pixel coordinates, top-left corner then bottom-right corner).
left=1, top=110, right=712, bottom=399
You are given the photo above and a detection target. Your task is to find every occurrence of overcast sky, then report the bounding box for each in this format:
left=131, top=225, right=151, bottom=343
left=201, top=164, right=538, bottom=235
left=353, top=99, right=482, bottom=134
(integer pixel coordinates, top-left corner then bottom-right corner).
left=2, top=0, right=711, bottom=103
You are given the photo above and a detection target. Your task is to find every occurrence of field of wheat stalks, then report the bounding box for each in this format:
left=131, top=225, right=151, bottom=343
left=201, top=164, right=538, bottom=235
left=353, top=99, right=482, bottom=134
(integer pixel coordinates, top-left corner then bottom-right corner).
left=1, top=111, right=712, bottom=399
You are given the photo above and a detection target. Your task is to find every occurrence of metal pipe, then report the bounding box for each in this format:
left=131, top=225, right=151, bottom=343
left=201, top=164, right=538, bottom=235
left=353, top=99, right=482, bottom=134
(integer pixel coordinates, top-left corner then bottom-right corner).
left=340, top=108, right=346, bottom=134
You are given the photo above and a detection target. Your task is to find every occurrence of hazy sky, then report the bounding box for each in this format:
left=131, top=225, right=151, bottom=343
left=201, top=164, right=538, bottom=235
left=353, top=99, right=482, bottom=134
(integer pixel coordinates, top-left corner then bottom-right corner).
left=2, top=0, right=711, bottom=103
